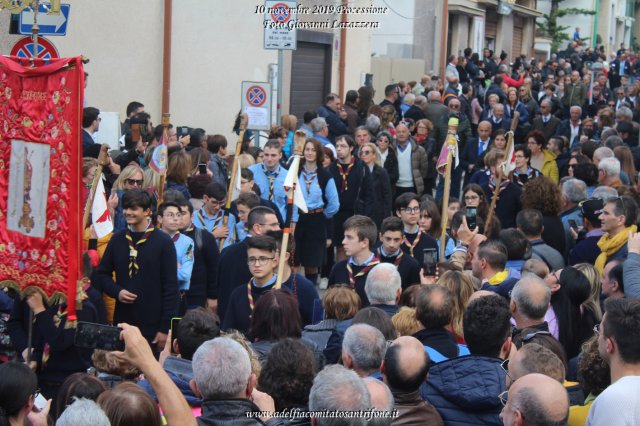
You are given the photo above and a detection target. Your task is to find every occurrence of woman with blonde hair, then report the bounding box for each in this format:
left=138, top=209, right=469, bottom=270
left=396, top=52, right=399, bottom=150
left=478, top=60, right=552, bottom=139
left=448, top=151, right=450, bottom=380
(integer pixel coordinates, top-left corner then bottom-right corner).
left=237, top=153, right=256, bottom=169
left=437, top=270, right=476, bottom=343
left=108, top=163, right=145, bottom=232
left=614, top=145, right=637, bottom=186
left=391, top=307, right=424, bottom=336
left=573, top=263, right=603, bottom=322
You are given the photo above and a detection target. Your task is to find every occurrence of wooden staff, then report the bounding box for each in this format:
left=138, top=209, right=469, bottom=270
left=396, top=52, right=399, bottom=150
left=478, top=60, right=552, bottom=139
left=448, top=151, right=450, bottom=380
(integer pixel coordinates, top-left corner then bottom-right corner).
left=82, top=144, right=110, bottom=230
left=439, top=117, right=459, bottom=262
left=218, top=113, right=248, bottom=251
left=275, top=130, right=306, bottom=289
left=158, top=113, right=170, bottom=205
left=485, top=112, right=520, bottom=232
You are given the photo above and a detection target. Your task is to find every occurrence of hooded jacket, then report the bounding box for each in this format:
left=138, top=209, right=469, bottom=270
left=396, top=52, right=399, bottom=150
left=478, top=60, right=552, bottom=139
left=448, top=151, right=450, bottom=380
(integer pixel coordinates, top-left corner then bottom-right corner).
left=420, top=356, right=506, bottom=425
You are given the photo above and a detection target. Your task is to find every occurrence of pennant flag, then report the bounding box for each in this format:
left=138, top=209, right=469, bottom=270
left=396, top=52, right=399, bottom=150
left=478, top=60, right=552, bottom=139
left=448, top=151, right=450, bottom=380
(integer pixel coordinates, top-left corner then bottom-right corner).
left=283, top=156, right=308, bottom=213
left=92, top=174, right=113, bottom=238
left=230, top=164, right=242, bottom=201
left=436, top=118, right=460, bottom=175
left=500, top=132, right=517, bottom=177
left=149, top=132, right=168, bottom=174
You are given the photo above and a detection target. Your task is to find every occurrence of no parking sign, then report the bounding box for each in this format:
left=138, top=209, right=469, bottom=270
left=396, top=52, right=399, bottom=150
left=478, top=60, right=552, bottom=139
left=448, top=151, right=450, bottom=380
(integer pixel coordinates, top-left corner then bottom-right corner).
left=241, top=81, right=272, bottom=131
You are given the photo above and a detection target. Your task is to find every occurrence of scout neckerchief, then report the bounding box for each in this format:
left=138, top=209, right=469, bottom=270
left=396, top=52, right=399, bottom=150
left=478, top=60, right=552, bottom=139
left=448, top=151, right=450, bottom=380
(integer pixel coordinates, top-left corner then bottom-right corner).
left=403, top=226, right=422, bottom=257
left=182, top=223, right=194, bottom=234
left=263, top=164, right=280, bottom=201
left=247, top=274, right=277, bottom=317
left=488, top=176, right=510, bottom=192
left=171, top=232, right=180, bottom=243
left=302, top=166, right=318, bottom=195
left=197, top=208, right=222, bottom=234
left=378, top=246, right=403, bottom=267
left=126, top=219, right=154, bottom=277
left=337, top=156, right=355, bottom=192
left=346, top=253, right=380, bottom=288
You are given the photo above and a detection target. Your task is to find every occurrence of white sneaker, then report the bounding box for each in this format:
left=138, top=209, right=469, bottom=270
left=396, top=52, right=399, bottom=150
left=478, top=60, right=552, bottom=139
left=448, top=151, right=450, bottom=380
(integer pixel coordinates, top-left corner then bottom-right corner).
left=318, top=277, right=328, bottom=290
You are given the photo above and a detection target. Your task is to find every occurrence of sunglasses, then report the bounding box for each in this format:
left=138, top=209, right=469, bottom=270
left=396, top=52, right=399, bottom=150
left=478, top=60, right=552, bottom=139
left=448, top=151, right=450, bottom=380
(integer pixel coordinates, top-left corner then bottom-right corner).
left=125, top=178, right=143, bottom=187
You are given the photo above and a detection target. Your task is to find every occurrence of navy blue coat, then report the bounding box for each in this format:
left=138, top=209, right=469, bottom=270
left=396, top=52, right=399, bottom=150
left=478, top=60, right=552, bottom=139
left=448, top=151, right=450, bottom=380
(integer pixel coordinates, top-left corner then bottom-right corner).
left=420, top=356, right=506, bottom=426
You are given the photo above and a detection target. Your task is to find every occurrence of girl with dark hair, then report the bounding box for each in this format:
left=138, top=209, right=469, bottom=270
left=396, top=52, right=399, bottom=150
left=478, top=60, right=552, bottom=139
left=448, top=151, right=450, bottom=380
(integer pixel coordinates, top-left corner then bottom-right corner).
left=0, top=362, right=48, bottom=426
left=546, top=266, right=596, bottom=360
left=376, top=131, right=399, bottom=189
left=462, top=183, right=489, bottom=221
left=295, top=139, right=340, bottom=285
left=250, top=289, right=302, bottom=361
left=55, top=373, right=106, bottom=420
left=419, top=198, right=455, bottom=258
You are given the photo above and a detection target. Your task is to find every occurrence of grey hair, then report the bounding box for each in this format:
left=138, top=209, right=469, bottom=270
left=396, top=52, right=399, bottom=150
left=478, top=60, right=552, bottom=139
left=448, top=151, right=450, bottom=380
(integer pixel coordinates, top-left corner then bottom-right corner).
left=309, top=365, right=372, bottom=426
left=570, top=105, right=582, bottom=114
left=427, top=90, right=441, bottom=101
left=511, top=387, right=569, bottom=426
left=311, top=117, right=328, bottom=133
left=192, top=337, right=251, bottom=400
left=342, top=323, right=386, bottom=373
left=540, top=99, right=552, bottom=108
left=403, top=93, right=415, bottom=105
left=592, top=186, right=618, bottom=201
left=365, top=114, right=381, bottom=133
left=498, top=64, right=508, bottom=73
left=355, top=125, right=369, bottom=134
left=415, top=95, right=427, bottom=105
left=561, top=178, right=588, bottom=204
left=493, top=103, right=504, bottom=112
left=599, top=157, right=621, bottom=177
left=363, top=377, right=395, bottom=426
left=56, top=398, right=111, bottom=426
left=604, top=135, right=624, bottom=149
left=511, top=275, right=551, bottom=321
left=365, top=263, right=401, bottom=304
left=593, top=146, right=614, bottom=161
left=616, top=106, right=633, bottom=121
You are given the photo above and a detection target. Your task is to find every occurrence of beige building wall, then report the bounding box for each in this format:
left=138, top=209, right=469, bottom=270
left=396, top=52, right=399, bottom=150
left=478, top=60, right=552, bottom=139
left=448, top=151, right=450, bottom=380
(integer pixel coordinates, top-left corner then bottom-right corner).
left=0, top=0, right=373, bottom=145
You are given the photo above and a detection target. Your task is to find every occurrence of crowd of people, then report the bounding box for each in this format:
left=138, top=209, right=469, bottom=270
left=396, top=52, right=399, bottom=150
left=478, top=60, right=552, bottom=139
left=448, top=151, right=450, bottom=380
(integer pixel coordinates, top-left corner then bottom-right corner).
left=2, top=43, right=640, bottom=425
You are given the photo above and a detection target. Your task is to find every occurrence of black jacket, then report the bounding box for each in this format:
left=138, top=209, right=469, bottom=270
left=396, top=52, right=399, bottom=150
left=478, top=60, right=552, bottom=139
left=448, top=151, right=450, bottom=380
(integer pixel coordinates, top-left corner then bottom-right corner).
left=370, top=165, right=392, bottom=230
left=183, top=226, right=219, bottom=307
left=95, top=228, right=179, bottom=338
left=329, top=158, right=374, bottom=217
left=217, top=240, right=250, bottom=322
left=198, top=398, right=284, bottom=426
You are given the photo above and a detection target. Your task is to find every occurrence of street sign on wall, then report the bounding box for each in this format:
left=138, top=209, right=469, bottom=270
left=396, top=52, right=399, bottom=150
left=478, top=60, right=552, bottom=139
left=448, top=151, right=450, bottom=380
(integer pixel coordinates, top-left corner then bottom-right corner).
left=264, top=1, right=297, bottom=50
left=19, top=3, right=71, bottom=36
left=10, top=36, right=59, bottom=61
left=241, top=81, right=272, bottom=131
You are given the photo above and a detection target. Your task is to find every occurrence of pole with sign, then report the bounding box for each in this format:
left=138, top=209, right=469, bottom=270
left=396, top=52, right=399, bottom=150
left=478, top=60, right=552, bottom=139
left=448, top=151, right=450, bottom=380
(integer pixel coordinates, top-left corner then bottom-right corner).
left=264, top=1, right=297, bottom=125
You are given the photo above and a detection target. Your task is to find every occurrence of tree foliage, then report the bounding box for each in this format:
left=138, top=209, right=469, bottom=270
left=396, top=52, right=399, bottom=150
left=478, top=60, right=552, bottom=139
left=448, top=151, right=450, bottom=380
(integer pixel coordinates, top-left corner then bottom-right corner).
left=536, top=0, right=596, bottom=52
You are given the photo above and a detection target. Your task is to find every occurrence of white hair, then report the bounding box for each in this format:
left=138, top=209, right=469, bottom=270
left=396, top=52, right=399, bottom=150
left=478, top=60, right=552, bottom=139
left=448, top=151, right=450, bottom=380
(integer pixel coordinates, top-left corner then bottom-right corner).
left=309, top=365, right=371, bottom=426
left=56, top=398, right=110, bottom=426
left=404, top=93, right=415, bottom=105
left=592, top=186, right=618, bottom=201
left=561, top=178, right=588, bottom=204
left=192, top=337, right=251, bottom=400
left=593, top=146, right=614, bottom=162
left=599, top=157, right=621, bottom=177
left=365, top=263, right=401, bottom=304
left=342, top=323, right=386, bottom=373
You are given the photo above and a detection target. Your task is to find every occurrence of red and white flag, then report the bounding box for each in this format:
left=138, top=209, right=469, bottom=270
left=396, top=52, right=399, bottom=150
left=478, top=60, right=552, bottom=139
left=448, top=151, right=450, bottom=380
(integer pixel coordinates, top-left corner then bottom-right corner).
left=92, top=175, right=113, bottom=238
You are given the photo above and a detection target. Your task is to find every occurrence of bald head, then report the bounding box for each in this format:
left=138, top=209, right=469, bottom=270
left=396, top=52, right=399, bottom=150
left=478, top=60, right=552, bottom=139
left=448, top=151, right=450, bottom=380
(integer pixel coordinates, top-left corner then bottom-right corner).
left=363, top=377, right=394, bottom=415
left=467, top=290, right=497, bottom=304
left=478, top=121, right=492, bottom=140
left=427, top=91, right=441, bottom=102
left=383, top=336, right=429, bottom=393
left=502, top=374, right=569, bottom=425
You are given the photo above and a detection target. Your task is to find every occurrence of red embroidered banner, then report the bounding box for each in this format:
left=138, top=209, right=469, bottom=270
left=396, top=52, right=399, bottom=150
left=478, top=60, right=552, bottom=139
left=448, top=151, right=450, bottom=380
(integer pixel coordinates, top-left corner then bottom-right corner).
left=0, top=56, right=84, bottom=320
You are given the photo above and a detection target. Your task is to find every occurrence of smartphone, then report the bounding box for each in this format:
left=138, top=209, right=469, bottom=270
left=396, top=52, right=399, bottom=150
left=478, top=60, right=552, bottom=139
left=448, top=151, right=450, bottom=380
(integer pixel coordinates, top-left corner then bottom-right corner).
left=568, top=219, right=578, bottom=231
left=170, top=317, right=181, bottom=354
left=198, top=163, right=207, bottom=174
left=422, top=248, right=438, bottom=277
left=34, top=392, right=47, bottom=411
left=465, top=207, right=477, bottom=230
left=75, top=321, right=124, bottom=351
